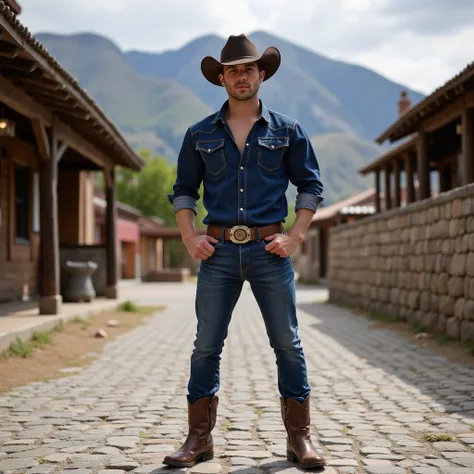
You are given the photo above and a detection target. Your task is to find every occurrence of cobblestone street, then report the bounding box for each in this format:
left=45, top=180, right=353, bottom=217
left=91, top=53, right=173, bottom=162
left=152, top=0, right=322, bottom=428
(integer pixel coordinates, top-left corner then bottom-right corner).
left=1, top=282, right=474, bottom=474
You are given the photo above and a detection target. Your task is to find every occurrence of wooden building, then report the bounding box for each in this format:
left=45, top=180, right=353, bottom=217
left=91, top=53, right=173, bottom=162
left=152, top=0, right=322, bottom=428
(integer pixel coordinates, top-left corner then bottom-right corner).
left=0, top=2, right=145, bottom=313
left=360, top=62, right=474, bottom=209
left=94, top=195, right=144, bottom=280
left=297, top=189, right=377, bottom=282
left=139, top=216, right=165, bottom=280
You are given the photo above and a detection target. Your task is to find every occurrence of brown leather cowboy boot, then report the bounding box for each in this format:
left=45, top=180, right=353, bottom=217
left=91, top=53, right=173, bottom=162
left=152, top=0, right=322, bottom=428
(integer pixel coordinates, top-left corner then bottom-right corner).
left=163, top=395, right=218, bottom=467
left=281, top=396, right=326, bottom=469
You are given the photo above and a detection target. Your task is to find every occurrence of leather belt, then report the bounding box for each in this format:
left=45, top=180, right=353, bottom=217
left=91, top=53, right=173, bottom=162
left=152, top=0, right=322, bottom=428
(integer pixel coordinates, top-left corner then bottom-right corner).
left=207, top=223, right=283, bottom=244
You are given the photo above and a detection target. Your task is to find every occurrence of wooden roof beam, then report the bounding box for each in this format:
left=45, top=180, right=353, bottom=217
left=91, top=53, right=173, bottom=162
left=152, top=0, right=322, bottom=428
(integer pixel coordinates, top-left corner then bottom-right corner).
left=51, top=107, right=91, bottom=120
left=423, top=91, right=474, bottom=133
left=16, top=82, right=66, bottom=96
left=0, top=76, right=113, bottom=168
left=32, top=118, right=51, bottom=160
left=0, top=56, right=37, bottom=72
left=0, top=41, right=21, bottom=58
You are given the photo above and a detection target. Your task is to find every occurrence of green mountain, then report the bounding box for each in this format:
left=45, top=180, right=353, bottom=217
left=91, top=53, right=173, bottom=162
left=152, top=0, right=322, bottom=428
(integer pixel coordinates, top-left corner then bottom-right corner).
left=36, top=31, right=423, bottom=204
left=310, top=132, right=383, bottom=204
left=35, top=33, right=212, bottom=158
left=125, top=31, right=425, bottom=140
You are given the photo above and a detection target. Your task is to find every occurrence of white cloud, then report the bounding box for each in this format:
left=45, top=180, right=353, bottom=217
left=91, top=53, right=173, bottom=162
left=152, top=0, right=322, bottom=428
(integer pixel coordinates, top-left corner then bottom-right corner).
left=19, top=0, right=474, bottom=95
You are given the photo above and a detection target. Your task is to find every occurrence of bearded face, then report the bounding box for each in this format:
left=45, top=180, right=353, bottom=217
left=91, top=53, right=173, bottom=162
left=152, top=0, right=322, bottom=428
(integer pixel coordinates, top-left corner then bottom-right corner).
left=219, top=62, right=265, bottom=101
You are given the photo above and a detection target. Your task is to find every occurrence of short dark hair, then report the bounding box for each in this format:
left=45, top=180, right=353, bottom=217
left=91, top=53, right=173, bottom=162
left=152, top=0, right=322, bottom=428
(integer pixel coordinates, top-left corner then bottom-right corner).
left=220, top=61, right=263, bottom=75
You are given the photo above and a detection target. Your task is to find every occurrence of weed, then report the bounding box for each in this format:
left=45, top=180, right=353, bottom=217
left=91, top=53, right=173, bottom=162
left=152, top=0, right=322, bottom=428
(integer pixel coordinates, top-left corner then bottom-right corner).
left=436, top=335, right=454, bottom=346
left=420, top=432, right=453, bottom=442
left=221, top=418, right=231, bottom=431
left=117, top=300, right=139, bottom=312
left=367, top=310, right=397, bottom=322
left=52, top=320, right=64, bottom=333
left=462, top=341, right=474, bottom=356
left=31, top=331, right=52, bottom=347
left=8, top=338, right=33, bottom=358
left=411, top=323, right=426, bottom=334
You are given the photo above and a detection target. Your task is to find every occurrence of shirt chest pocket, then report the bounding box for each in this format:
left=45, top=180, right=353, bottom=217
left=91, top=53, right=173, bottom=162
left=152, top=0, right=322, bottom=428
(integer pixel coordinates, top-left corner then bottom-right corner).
left=257, top=137, right=289, bottom=172
left=196, top=139, right=227, bottom=176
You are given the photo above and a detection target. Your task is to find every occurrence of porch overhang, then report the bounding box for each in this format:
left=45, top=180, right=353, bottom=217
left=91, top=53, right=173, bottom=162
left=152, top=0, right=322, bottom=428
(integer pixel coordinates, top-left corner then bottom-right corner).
left=376, top=61, right=474, bottom=144
left=0, top=1, right=145, bottom=171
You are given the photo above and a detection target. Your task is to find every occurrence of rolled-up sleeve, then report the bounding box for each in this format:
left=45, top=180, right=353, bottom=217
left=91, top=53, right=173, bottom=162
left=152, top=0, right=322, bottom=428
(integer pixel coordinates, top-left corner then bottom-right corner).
left=167, top=127, right=204, bottom=215
left=287, top=121, right=324, bottom=213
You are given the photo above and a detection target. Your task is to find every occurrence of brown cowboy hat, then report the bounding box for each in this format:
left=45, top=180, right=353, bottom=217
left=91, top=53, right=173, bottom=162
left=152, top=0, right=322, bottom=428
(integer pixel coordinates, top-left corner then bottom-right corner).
left=201, top=34, right=281, bottom=86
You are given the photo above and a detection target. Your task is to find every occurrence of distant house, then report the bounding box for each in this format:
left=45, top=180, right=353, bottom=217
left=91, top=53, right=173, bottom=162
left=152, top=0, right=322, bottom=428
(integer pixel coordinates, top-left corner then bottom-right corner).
left=297, top=189, right=377, bottom=282
left=93, top=194, right=143, bottom=280
left=360, top=62, right=474, bottom=210
left=0, top=2, right=145, bottom=313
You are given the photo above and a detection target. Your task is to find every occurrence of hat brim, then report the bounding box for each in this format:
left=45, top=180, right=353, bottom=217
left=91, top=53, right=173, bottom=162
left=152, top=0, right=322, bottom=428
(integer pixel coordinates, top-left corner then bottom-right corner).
left=201, top=46, right=281, bottom=86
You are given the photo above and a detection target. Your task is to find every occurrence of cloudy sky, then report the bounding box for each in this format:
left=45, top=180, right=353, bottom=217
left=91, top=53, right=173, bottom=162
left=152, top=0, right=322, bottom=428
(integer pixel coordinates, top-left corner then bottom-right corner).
left=21, top=0, right=474, bottom=95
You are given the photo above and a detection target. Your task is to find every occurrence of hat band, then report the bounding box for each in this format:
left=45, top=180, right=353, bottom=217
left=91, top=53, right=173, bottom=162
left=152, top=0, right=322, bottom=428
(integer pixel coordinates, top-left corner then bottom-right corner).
left=221, top=55, right=259, bottom=63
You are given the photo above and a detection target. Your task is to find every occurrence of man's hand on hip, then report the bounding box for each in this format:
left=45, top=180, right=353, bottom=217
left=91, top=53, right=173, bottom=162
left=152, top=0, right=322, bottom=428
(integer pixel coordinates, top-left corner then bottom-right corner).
left=184, top=234, right=219, bottom=260
left=263, top=233, right=300, bottom=258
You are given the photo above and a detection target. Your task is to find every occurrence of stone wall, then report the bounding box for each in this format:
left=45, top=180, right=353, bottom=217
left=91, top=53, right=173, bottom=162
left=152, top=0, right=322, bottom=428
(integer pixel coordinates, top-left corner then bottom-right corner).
left=328, top=183, right=474, bottom=342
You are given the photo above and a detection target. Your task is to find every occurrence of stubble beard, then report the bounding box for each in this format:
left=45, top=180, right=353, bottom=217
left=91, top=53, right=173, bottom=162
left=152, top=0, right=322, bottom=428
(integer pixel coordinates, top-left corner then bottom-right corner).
left=226, top=82, right=259, bottom=102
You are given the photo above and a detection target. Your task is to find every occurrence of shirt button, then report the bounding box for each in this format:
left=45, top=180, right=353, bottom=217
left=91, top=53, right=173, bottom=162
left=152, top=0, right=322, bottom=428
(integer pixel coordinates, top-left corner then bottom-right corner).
left=246, top=143, right=249, bottom=146
left=271, top=145, right=275, bottom=149
left=240, top=166, right=244, bottom=170
left=240, top=208, right=243, bottom=211
left=208, top=148, right=211, bottom=152
left=240, top=189, right=244, bottom=192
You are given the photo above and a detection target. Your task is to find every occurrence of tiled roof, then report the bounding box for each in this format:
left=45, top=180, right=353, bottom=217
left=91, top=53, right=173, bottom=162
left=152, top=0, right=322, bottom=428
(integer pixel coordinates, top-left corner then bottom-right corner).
left=0, top=1, right=145, bottom=171
left=139, top=216, right=166, bottom=235
left=311, top=188, right=376, bottom=223
left=376, top=61, right=474, bottom=144
left=359, top=134, right=417, bottom=174
left=4, top=0, right=20, bottom=14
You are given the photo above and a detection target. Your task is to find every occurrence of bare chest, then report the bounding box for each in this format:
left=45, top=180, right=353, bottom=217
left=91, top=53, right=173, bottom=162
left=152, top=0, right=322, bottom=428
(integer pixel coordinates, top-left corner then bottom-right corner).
left=227, top=119, right=256, bottom=156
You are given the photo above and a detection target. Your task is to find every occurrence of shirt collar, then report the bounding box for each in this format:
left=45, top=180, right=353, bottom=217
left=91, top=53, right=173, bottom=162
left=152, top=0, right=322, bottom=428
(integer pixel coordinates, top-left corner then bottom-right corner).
left=211, top=99, right=270, bottom=125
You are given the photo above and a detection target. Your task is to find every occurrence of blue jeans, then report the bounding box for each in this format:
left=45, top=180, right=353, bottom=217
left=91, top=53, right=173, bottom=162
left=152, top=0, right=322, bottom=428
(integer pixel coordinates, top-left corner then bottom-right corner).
left=188, top=236, right=310, bottom=404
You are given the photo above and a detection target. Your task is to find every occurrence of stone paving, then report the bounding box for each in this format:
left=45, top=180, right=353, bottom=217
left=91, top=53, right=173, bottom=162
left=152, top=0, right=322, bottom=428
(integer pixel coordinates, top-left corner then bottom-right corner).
left=1, top=282, right=474, bottom=474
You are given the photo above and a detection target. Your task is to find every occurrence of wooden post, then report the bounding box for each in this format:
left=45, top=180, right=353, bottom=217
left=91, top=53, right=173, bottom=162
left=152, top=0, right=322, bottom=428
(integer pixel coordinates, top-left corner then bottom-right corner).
left=416, top=131, right=431, bottom=200
left=384, top=165, right=392, bottom=210
left=394, top=160, right=401, bottom=207
left=461, top=108, right=474, bottom=185
left=105, top=167, right=118, bottom=299
left=405, top=153, right=415, bottom=203
left=35, top=118, right=65, bottom=315
left=375, top=170, right=381, bottom=213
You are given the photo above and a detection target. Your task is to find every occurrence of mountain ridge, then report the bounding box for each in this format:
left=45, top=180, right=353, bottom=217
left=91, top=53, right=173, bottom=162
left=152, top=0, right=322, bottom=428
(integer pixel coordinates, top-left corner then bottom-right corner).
left=35, top=30, right=424, bottom=203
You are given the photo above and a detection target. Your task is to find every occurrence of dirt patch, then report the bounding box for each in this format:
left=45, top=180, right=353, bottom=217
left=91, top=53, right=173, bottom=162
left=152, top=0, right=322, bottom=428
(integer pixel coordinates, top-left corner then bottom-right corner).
left=368, top=320, right=474, bottom=369
left=0, top=306, right=165, bottom=394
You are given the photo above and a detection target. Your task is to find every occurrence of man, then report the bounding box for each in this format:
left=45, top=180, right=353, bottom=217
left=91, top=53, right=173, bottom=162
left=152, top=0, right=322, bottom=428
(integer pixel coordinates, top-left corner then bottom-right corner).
left=164, top=34, right=325, bottom=470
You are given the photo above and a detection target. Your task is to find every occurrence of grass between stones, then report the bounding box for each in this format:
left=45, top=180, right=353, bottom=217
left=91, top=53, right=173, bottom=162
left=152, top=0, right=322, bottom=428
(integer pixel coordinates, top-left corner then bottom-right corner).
left=419, top=432, right=454, bottom=442
left=0, top=301, right=165, bottom=394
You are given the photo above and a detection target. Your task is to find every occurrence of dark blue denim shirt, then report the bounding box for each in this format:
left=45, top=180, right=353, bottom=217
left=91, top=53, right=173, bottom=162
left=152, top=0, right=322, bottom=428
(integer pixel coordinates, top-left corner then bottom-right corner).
left=168, top=100, right=323, bottom=227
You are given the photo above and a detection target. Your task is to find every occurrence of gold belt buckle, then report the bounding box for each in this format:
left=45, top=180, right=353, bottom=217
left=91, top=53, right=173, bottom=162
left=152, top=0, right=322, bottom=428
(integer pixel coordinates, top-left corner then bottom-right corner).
left=229, top=225, right=251, bottom=244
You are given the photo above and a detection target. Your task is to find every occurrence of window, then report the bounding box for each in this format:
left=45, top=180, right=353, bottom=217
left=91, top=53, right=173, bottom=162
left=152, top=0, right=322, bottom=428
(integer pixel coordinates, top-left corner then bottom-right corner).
left=14, top=163, right=30, bottom=242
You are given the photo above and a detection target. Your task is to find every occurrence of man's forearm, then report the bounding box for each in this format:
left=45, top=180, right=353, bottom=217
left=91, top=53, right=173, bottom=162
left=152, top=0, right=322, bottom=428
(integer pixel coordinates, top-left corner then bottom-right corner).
left=288, top=208, right=315, bottom=243
left=176, top=209, right=198, bottom=243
